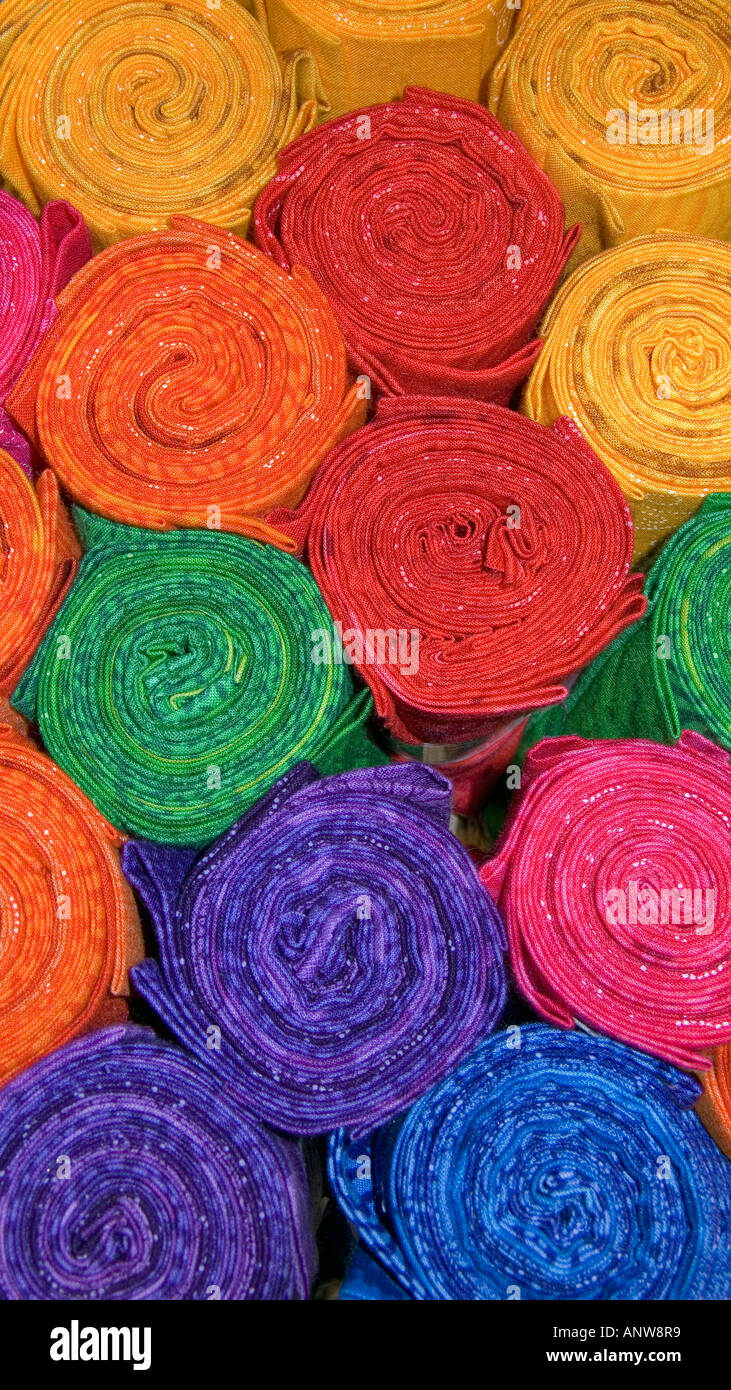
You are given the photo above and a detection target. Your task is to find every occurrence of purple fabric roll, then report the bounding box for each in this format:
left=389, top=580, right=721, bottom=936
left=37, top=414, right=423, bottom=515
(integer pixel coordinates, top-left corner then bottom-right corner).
left=0, top=192, right=91, bottom=474
left=0, top=1025, right=315, bottom=1300
left=124, top=762, right=507, bottom=1135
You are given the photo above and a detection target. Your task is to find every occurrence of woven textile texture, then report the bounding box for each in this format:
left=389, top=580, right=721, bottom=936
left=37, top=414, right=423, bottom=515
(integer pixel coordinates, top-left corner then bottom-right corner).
left=254, top=88, right=578, bottom=401
left=480, top=733, right=731, bottom=1071
left=0, top=1026, right=316, bottom=1299
left=0, top=0, right=324, bottom=247
left=330, top=1025, right=731, bottom=1300
left=269, top=396, right=646, bottom=745
left=0, top=726, right=143, bottom=1087
left=0, top=452, right=79, bottom=696
left=7, top=219, right=363, bottom=538
left=519, top=495, right=731, bottom=756
left=523, top=235, right=731, bottom=561
left=697, top=1047, right=731, bottom=1159
left=124, top=761, right=506, bottom=1135
left=264, top=1, right=515, bottom=120
left=0, top=192, right=90, bottom=474
left=489, top=0, right=731, bottom=265
left=12, top=511, right=385, bottom=847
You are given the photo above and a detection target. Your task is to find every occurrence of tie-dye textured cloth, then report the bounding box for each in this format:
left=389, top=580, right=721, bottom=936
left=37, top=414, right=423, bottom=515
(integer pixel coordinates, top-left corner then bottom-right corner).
left=124, top=762, right=506, bottom=1134
left=331, top=1025, right=731, bottom=1299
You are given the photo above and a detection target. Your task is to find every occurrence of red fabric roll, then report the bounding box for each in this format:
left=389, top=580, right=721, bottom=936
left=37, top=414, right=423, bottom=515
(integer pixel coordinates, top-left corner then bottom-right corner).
left=254, top=88, right=579, bottom=402
left=269, top=397, right=646, bottom=745
left=480, top=732, right=731, bottom=1072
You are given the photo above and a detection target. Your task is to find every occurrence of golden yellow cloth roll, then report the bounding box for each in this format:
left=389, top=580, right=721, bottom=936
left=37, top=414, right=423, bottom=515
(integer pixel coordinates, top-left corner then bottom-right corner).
left=0, top=0, right=324, bottom=247
left=264, top=1, right=516, bottom=119
left=488, top=0, right=731, bottom=264
left=522, top=234, right=731, bottom=562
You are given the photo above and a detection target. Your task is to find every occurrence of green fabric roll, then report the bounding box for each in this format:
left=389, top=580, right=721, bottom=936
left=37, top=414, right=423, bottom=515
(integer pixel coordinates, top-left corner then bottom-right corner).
left=519, top=494, right=731, bottom=758
left=12, top=511, right=385, bottom=846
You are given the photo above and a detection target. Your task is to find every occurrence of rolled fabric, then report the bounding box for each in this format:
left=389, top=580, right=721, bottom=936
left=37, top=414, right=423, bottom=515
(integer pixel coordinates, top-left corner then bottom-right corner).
left=0, top=191, right=91, bottom=474
left=697, top=1047, right=731, bottom=1159
left=0, top=725, right=143, bottom=1087
left=523, top=234, right=731, bottom=560
left=519, top=494, right=731, bottom=756
left=0, top=1025, right=315, bottom=1299
left=480, top=732, right=731, bottom=1071
left=0, top=0, right=323, bottom=248
left=389, top=720, right=528, bottom=817
left=124, top=761, right=507, bottom=1135
left=12, top=510, right=385, bottom=847
left=489, top=0, right=731, bottom=264
left=264, top=1, right=516, bottom=120
left=0, top=452, right=80, bottom=696
left=330, top=1025, right=731, bottom=1300
left=7, top=218, right=362, bottom=538
left=269, top=396, right=646, bottom=745
left=254, top=89, right=578, bottom=400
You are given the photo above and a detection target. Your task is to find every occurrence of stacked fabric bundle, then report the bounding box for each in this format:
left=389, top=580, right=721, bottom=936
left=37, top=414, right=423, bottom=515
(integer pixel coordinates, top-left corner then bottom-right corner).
left=490, top=0, right=731, bottom=263
left=254, top=88, right=578, bottom=400
left=0, top=0, right=323, bottom=247
left=520, top=495, right=731, bottom=754
left=698, top=1048, right=731, bottom=1160
left=523, top=234, right=731, bottom=560
left=0, top=191, right=90, bottom=473
left=330, top=1026, right=731, bottom=1299
left=264, top=1, right=515, bottom=119
left=11, top=512, right=383, bottom=847
left=270, top=397, right=646, bottom=748
left=0, top=725, right=143, bottom=1086
left=480, top=733, right=731, bottom=1071
left=0, top=1026, right=316, bottom=1299
left=0, top=452, right=79, bottom=695
left=124, top=762, right=506, bottom=1133
left=7, top=219, right=362, bottom=537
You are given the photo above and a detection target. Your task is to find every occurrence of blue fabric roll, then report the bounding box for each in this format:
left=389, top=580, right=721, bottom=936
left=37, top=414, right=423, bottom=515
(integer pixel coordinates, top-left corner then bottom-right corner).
left=330, top=1024, right=731, bottom=1300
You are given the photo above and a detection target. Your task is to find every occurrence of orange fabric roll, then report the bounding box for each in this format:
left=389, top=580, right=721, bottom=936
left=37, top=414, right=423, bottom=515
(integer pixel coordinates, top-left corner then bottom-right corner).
left=697, top=1047, right=731, bottom=1159
left=7, top=219, right=363, bottom=542
left=0, top=450, right=79, bottom=697
left=0, top=725, right=144, bottom=1086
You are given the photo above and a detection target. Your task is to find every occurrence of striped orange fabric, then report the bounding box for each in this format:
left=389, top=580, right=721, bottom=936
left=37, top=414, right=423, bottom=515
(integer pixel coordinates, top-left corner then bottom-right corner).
left=0, top=450, right=79, bottom=697
left=0, top=725, right=144, bottom=1086
left=7, top=219, right=364, bottom=542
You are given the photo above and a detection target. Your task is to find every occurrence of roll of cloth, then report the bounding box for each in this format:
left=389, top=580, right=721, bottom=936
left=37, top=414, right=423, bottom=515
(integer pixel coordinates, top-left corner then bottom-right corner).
left=124, top=761, right=507, bottom=1135
left=519, top=495, right=731, bottom=756
left=268, top=396, right=646, bottom=747
left=697, top=1046, right=731, bottom=1159
left=330, top=1025, right=731, bottom=1300
left=254, top=88, right=578, bottom=401
left=0, top=1025, right=315, bottom=1298
left=488, top=0, right=731, bottom=264
left=480, top=732, right=731, bottom=1071
left=11, top=511, right=385, bottom=847
left=7, top=218, right=363, bottom=539
left=0, top=191, right=91, bottom=474
left=263, top=1, right=517, bottom=120
left=0, top=452, right=79, bottom=696
left=0, top=725, right=143, bottom=1087
left=522, top=234, right=731, bottom=561
left=0, top=0, right=324, bottom=247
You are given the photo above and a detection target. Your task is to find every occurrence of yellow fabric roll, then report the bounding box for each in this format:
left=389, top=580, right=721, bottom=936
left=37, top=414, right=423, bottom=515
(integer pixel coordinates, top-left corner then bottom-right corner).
left=0, top=0, right=324, bottom=246
left=489, top=0, right=731, bottom=264
left=264, top=1, right=516, bottom=119
left=522, top=233, right=731, bottom=562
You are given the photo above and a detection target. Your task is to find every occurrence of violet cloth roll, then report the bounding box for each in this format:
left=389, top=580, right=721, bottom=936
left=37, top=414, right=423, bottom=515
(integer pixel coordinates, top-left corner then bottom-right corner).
left=124, top=762, right=507, bottom=1135
left=0, top=1025, right=316, bottom=1299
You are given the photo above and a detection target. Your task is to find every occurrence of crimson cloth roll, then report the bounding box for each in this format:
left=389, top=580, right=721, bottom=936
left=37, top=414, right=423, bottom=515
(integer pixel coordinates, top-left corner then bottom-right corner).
left=0, top=191, right=91, bottom=474
left=480, top=732, right=731, bottom=1071
left=254, top=89, right=578, bottom=401
left=269, top=397, right=646, bottom=745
